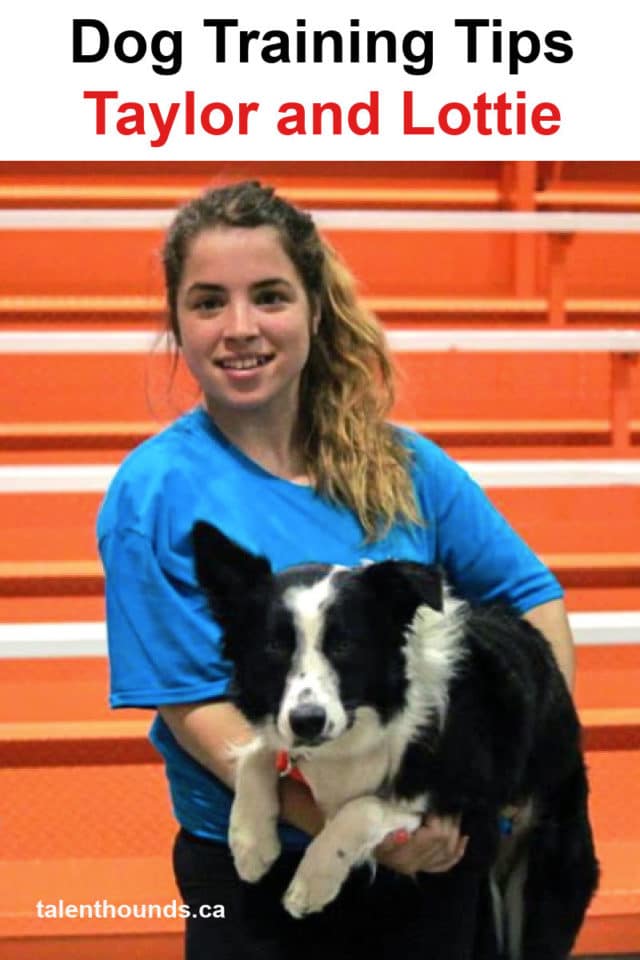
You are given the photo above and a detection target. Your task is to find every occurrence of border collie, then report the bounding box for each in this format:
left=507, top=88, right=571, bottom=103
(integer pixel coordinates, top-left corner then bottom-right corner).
left=193, top=521, right=598, bottom=960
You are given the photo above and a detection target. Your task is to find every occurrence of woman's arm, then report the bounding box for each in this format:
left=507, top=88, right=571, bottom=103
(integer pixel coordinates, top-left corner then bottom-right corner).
left=158, top=700, right=325, bottom=837
left=522, top=596, right=575, bottom=692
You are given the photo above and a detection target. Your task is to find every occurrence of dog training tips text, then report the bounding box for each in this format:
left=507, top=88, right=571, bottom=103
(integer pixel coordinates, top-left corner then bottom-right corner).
left=73, top=18, right=573, bottom=77
left=73, top=16, right=573, bottom=147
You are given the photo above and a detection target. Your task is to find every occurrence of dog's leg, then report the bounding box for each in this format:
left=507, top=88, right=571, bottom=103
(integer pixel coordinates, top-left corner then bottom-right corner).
left=490, top=808, right=533, bottom=960
left=503, top=850, right=528, bottom=960
left=229, top=739, right=282, bottom=883
left=519, top=823, right=598, bottom=959
left=283, top=795, right=422, bottom=917
left=519, top=772, right=599, bottom=959
left=489, top=870, right=506, bottom=956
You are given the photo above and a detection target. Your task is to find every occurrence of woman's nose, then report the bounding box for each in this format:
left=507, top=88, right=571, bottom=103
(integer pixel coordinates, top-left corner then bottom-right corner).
left=223, top=299, right=259, bottom=339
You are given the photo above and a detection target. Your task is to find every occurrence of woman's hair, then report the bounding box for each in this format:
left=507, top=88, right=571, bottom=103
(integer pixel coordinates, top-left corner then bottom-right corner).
left=162, top=180, right=420, bottom=540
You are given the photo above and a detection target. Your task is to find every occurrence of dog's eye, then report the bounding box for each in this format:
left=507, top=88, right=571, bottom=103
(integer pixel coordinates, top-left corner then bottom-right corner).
left=264, top=635, right=294, bottom=660
left=325, top=635, right=353, bottom=661
left=263, top=612, right=296, bottom=661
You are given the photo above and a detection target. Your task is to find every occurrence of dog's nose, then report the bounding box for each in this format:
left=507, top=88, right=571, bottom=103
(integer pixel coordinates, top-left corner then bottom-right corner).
left=288, top=704, right=327, bottom=741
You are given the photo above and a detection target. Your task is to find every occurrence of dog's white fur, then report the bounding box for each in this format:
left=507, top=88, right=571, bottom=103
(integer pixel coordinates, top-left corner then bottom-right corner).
left=228, top=577, right=468, bottom=918
left=277, top=570, right=350, bottom=743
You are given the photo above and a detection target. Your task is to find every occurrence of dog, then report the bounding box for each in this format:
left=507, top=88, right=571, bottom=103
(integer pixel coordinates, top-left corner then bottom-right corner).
left=192, top=520, right=599, bottom=959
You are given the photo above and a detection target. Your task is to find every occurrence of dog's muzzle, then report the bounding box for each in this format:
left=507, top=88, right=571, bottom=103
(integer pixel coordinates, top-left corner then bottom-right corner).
left=288, top=704, right=327, bottom=743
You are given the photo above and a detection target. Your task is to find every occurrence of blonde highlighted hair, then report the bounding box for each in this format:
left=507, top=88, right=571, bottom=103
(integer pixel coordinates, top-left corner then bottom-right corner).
left=162, top=181, right=421, bottom=540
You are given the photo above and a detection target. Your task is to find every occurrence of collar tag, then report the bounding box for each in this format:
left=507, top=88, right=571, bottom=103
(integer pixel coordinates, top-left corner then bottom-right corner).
left=276, top=750, right=292, bottom=777
left=275, top=750, right=308, bottom=786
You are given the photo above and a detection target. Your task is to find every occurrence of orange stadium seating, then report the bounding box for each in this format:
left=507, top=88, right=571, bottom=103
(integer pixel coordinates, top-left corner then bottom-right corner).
left=0, top=161, right=638, bottom=958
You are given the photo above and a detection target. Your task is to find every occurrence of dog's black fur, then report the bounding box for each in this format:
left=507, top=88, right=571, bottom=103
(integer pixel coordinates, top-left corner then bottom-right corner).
left=193, top=521, right=599, bottom=960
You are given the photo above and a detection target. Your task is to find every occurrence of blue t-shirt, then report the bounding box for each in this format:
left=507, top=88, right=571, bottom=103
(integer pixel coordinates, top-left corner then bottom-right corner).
left=97, top=407, right=562, bottom=846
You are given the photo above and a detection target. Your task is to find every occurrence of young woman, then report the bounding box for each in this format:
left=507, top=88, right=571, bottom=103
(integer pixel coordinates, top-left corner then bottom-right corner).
left=98, top=181, right=574, bottom=960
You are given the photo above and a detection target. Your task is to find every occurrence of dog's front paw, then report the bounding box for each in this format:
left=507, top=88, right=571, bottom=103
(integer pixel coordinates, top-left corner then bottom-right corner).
left=229, top=820, right=281, bottom=883
left=283, top=859, right=345, bottom=918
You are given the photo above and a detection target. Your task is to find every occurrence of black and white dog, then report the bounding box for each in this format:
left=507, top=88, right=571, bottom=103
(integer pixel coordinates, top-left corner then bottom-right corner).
left=193, top=521, right=598, bottom=959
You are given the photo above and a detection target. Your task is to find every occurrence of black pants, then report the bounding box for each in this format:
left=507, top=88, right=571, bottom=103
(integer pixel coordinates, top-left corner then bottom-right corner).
left=173, top=828, right=495, bottom=960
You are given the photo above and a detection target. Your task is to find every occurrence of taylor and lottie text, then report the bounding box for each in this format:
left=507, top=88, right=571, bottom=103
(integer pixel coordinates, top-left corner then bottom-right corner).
left=84, top=90, right=561, bottom=146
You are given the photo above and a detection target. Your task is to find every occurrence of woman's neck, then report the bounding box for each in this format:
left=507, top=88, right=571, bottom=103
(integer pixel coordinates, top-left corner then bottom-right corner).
left=204, top=403, right=308, bottom=483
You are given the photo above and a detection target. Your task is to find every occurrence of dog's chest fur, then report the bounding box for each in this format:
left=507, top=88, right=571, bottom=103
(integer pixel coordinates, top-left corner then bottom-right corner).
left=291, top=743, right=397, bottom=817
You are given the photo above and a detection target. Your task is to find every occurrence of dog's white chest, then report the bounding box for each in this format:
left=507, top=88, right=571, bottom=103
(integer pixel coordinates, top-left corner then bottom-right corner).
left=296, top=745, right=391, bottom=817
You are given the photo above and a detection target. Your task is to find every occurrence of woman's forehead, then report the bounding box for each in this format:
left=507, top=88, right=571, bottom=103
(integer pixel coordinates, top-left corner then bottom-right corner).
left=182, top=225, right=296, bottom=283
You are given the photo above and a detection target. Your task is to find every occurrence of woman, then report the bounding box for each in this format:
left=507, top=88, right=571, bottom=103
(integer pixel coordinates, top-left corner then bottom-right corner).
left=98, top=181, right=574, bottom=959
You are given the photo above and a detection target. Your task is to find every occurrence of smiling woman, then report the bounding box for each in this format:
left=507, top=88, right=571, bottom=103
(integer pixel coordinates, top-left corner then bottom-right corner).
left=160, top=181, right=419, bottom=525
left=98, top=180, right=573, bottom=960
left=176, top=226, right=318, bottom=434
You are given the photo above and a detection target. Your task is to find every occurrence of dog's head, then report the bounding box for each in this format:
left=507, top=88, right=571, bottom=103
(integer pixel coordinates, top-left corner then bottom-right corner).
left=192, top=521, right=444, bottom=750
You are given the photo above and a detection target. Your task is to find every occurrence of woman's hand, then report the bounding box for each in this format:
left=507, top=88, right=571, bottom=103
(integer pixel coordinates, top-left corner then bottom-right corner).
left=376, top=814, right=468, bottom=875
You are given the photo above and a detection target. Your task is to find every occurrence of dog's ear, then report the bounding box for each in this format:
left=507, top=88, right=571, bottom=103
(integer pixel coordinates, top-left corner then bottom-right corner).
left=359, top=561, right=444, bottom=623
left=192, top=521, right=272, bottom=615
left=399, top=562, right=444, bottom=612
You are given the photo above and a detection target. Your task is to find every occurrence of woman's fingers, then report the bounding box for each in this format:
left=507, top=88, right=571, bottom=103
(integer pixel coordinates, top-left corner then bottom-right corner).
left=375, top=814, right=469, bottom=875
left=421, top=833, right=469, bottom=873
left=434, top=813, right=465, bottom=859
left=376, top=828, right=411, bottom=856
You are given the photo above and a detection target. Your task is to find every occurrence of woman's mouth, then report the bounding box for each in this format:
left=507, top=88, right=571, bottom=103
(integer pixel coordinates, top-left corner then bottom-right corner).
left=215, top=354, right=275, bottom=371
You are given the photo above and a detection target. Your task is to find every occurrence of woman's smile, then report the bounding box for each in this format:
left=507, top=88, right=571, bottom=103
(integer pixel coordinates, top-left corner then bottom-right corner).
left=214, top=352, right=276, bottom=373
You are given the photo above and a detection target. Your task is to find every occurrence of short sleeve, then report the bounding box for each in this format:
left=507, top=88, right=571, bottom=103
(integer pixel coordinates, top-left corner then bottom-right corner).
left=99, top=527, right=232, bottom=708
left=413, top=439, right=563, bottom=613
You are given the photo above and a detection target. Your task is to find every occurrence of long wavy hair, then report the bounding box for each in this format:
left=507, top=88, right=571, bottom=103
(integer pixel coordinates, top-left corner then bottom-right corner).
left=162, top=181, right=420, bottom=540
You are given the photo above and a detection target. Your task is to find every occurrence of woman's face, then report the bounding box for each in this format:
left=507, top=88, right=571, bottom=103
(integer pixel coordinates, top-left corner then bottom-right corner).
left=176, top=225, right=318, bottom=425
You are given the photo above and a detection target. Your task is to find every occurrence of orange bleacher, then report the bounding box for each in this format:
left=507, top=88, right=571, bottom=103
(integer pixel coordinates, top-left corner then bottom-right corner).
left=0, top=649, right=638, bottom=959
left=0, top=161, right=639, bottom=958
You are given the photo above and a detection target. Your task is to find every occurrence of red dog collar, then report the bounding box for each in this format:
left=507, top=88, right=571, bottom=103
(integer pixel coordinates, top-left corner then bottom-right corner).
left=276, top=750, right=308, bottom=786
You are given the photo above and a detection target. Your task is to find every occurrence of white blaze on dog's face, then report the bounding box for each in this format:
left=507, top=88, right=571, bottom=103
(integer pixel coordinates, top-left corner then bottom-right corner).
left=277, top=568, right=348, bottom=746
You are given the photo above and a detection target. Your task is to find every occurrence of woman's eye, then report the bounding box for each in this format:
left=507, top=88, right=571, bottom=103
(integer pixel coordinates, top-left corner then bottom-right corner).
left=195, top=296, right=223, bottom=313
left=255, top=288, right=287, bottom=307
